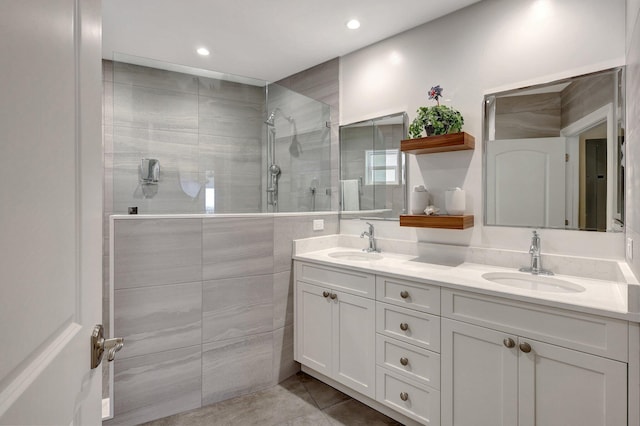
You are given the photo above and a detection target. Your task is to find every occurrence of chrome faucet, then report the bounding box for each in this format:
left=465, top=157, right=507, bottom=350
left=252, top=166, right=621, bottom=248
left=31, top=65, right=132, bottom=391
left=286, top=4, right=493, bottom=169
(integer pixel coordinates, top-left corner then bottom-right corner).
left=519, top=230, right=553, bottom=275
left=360, top=222, right=380, bottom=253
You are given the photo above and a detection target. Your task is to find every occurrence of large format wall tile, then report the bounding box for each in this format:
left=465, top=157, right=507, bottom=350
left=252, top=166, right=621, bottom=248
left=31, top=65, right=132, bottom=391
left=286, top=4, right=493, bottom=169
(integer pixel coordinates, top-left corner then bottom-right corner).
left=198, top=76, right=264, bottom=104
left=114, top=218, right=202, bottom=288
left=114, top=83, right=198, bottom=133
left=202, top=332, right=273, bottom=405
left=202, top=217, right=273, bottom=280
left=107, top=346, right=202, bottom=426
left=273, top=270, right=293, bottom=330
left=273, top=214, right=339, bottom=273
left=198, top=95, right=263, bottom=139
left=202, top=275, right=273, bottom=343
left=113, top=62, right=199, bottom=95
left=115, top=281, right=202, bottom=359
left=272, top=324, right=299, bottom=384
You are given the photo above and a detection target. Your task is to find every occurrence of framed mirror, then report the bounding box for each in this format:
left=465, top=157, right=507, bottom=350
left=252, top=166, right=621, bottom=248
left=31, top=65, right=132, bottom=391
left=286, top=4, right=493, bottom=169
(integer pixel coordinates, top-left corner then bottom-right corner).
left=339, top=112, right=408, bottom=220
left=483, top=67, right=625, bottom=232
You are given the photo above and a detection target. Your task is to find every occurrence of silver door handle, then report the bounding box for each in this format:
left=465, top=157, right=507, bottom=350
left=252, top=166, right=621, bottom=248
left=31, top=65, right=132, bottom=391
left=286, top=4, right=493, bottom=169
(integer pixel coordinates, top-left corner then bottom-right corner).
left=91, top=324, right=124, bottom=369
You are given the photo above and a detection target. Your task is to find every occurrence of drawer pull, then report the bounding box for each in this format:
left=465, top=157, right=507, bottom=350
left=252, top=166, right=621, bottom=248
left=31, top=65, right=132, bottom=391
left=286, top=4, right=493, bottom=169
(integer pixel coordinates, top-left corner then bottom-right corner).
left=400, top=290, right=409, bottom=299
left=519, top=342, right=532, bottom=353
left=322, top=291, right=330, bottom=298
left=400, top=357, right=409, bottom=366
left=400, top=392, right=409, bottom=401
left=330, top=293, right=337, bottom=300
left=503, top=338, right=516, bottom=348
left=400, top=322, right=409, bottom=331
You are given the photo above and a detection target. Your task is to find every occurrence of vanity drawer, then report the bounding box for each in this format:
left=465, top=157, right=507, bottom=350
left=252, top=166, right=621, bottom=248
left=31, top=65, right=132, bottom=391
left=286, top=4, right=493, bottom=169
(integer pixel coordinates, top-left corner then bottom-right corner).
left=376, top=334, right=440, bottom=390
left=295, top=261, right=375, bottom=298
left=376, top=275, right=440, bottom=314
left=441, top=289, right=629, bottom=361
left=376, top=366, right=440, bottom=425
left=376, top=302, right=440, bottom=352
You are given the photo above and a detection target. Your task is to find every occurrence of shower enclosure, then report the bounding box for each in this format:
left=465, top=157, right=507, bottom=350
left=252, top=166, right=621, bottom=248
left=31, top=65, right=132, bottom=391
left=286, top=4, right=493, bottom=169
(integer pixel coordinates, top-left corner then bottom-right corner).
left=107, top=54, right=332, bottom=216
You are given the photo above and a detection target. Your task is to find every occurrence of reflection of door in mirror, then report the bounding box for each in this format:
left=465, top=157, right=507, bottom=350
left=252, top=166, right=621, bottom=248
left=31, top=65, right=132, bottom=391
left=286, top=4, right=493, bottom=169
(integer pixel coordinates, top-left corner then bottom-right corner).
left=483, top=67, right=624, bottom=232
left=486, top=138, right=566, bottom=228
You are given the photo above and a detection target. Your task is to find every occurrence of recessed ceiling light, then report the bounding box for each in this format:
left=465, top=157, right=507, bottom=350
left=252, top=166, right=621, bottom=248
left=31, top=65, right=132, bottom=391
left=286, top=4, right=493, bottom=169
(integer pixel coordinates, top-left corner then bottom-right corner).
left=196, top=47, right=210, bottom=56
left=346, top=19, right=360, bottom=30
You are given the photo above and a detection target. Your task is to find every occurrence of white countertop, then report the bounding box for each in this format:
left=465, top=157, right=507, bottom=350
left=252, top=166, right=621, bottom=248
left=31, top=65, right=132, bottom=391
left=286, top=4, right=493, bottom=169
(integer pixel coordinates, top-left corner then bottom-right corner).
left=294, top=247, right=637, bottom=322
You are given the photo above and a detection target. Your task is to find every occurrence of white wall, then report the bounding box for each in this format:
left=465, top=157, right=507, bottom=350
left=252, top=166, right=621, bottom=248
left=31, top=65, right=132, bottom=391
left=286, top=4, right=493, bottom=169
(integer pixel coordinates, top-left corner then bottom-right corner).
left=340, top=0, right=627, bottom=258
left=625, top=0, right=640, bottom=275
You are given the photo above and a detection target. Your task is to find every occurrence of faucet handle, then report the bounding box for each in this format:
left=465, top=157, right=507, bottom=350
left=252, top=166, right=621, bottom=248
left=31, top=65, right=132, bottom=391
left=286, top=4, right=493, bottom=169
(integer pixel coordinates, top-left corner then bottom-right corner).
left=365, top=221, right=374, bottom=234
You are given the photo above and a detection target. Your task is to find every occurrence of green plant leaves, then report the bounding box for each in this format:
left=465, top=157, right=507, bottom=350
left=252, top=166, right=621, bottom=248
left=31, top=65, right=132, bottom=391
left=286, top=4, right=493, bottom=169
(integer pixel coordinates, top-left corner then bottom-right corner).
left=409, top=105, right=464, bottom=138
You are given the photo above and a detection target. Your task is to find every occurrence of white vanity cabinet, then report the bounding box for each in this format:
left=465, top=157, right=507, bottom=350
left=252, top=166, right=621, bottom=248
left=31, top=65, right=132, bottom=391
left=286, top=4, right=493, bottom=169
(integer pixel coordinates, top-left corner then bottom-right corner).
left=294, top=262, right=376, bottom=398
left=441, top=289, right=628, bottom=426
left=375, top=275, right=442, bottom=425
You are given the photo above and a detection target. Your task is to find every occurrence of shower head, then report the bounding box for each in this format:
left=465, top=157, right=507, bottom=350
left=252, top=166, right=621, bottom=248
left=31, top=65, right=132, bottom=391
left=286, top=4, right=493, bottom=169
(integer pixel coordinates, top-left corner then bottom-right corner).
left=265, top=108, right=293, bottom=126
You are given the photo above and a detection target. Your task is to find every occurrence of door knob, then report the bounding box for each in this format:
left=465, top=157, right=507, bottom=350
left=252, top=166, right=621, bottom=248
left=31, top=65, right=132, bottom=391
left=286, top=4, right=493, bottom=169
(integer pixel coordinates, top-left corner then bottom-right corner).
left=91, top=324, right=124, bottom=369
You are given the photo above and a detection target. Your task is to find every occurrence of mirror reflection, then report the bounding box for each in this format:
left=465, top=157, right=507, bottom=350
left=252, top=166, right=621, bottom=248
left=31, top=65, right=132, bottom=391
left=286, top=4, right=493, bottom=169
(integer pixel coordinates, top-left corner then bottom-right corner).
left=339, top=112, right=408, bottom=220
left=484, top=67, right=625, bottom=232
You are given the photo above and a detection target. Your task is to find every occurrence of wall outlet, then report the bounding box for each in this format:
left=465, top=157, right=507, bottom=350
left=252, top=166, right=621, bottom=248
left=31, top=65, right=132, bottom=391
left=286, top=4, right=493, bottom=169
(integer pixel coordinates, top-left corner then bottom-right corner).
left=313, top=219, right=324, bottom=231
left=627, top=237, right=633, bottom=260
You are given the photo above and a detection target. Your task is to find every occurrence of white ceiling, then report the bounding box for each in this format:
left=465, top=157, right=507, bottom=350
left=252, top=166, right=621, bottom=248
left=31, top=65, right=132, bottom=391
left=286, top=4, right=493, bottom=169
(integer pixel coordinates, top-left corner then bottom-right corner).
left=102, top=0, right=481, bottom=82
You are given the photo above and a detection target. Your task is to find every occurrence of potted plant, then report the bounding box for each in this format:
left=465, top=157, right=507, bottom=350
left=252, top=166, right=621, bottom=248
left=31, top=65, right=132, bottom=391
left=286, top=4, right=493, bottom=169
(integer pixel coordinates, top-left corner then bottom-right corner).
left=409, top=85, right=464, bottom=138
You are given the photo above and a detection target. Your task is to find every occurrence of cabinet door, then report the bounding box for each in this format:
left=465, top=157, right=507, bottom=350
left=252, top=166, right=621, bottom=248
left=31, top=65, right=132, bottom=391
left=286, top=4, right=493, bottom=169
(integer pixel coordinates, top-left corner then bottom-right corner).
left=296, top=281, right=333, bottom=376
left=332, top=291, right=376, bottom=398
left=518, top=338, right=627, bottom=426
left=441, top=318, right=518, bottom=426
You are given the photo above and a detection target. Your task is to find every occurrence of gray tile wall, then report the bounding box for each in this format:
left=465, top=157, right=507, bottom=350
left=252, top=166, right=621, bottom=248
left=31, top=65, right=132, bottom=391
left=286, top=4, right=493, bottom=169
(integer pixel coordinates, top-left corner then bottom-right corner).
left=275, top=58, right=340, bottom=212
left=106, top=214, right=338, bottom=425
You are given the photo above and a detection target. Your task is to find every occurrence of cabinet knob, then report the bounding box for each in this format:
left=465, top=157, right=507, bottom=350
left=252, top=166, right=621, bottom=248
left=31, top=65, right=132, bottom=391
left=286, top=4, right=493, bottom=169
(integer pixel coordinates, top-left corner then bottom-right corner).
left=503, top=338, right=516, bottom=348
left=400, top=322, right=409, bottom=331
left=400, top=357, right=409, bottom=366
left=330, top=293, right=337, bottom=300
left=322, top=291, right=330, bottom=298
left=519, top=342, right=532, bottom=353
left=400, top=392, right=409, bottom=401
left=400, top=290, right=409, bottom=299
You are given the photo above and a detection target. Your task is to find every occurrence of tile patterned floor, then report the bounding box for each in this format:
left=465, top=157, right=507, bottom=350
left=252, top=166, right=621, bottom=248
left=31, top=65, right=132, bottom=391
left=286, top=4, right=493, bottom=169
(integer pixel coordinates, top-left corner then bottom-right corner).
left=141, top=372, right=403, bottom=426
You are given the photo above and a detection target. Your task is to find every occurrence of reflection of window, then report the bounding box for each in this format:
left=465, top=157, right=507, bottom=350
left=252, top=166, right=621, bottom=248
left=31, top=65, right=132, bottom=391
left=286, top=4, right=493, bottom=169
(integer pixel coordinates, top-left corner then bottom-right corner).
left=365, top=149, right=400, bottom=185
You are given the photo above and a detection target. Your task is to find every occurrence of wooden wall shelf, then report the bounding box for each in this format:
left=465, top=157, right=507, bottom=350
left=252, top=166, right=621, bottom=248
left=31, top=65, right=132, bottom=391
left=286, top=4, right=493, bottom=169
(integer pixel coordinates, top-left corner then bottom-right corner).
left=400, top=214, right=474, bottom=229
left=401, top=132, right=475, bottom=154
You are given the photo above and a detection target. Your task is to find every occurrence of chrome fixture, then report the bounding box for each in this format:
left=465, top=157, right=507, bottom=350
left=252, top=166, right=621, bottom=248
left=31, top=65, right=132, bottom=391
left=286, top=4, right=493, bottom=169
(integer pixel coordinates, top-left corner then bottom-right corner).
left=519, top=230, right=553, bottom=275
left=140, top=158, right=159, bottom=184
left=360, top=222, right=380, bottom=253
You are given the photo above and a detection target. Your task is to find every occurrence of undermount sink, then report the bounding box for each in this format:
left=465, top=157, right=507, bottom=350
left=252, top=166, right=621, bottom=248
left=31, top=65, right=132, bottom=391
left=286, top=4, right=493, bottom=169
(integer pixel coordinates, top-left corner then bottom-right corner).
left=328, top=251, right=383, bottom=261
left=482, top=272, right=586, bottom=293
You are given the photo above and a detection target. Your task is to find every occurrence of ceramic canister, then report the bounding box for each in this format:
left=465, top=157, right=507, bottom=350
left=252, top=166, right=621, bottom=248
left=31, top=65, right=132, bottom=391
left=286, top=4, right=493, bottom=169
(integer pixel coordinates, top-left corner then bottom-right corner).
left=410, top=185, right=430, bottom=214
left=445, top=187, right=465, bottom=215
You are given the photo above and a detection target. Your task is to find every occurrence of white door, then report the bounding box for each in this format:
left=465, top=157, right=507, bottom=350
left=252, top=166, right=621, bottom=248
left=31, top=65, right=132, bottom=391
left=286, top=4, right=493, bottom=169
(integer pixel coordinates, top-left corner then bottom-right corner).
left=518, top=338, right=627, bottom=426
left=0, top=1, right=103, bottom=424
left=486, top=138, right=566, bottom=228
left=332, top=292, right=375, bottom=398
left=441, top=319, right=518, bottom=426
left=296, top=282, right=333, bottom=376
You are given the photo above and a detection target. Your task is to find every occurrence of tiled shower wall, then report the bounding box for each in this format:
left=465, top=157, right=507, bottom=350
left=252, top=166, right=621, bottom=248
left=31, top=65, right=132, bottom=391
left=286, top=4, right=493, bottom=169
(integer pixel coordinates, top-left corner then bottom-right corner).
left=105, top=214, right=339, bottom=425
